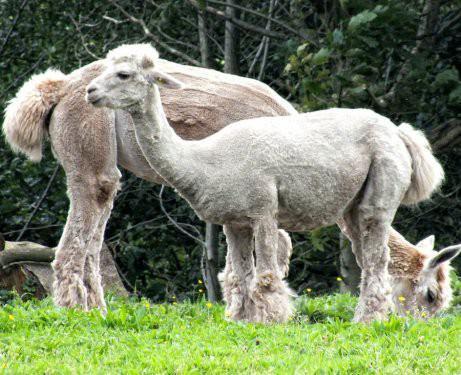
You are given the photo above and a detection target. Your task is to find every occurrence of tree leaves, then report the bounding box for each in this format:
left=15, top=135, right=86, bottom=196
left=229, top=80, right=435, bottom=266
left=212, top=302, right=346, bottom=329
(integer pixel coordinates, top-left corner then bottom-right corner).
left=348, top=10, right=378, bottom=31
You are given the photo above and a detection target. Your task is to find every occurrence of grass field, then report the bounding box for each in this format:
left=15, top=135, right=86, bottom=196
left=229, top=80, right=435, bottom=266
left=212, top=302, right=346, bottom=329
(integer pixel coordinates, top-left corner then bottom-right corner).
left=0, top=294, right=460, bottom=374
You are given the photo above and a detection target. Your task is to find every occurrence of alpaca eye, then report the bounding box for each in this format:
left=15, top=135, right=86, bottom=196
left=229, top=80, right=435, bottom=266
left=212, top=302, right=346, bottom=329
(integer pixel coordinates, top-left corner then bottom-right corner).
left=117, top=72, right=131, bottom=80
left=426, top=289, right=436, bottom=304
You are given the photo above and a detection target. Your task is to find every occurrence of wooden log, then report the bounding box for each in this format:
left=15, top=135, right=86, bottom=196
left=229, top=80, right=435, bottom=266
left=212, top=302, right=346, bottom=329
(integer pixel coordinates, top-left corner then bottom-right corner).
left=0, top=241, right=128, bottom=297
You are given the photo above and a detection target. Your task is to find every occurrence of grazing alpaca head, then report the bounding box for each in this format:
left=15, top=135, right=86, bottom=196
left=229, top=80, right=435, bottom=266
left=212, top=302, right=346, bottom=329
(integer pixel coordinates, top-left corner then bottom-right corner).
left=86, top=44, right=184, bottom=109
left=390, top=233, right=461, bottom=317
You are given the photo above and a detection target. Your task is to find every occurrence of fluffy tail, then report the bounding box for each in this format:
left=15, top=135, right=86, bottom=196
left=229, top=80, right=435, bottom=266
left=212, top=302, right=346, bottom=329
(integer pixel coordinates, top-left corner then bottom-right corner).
left=398, top=123, right=444, bottom=205
left=3, top=69, right=67, bottom=162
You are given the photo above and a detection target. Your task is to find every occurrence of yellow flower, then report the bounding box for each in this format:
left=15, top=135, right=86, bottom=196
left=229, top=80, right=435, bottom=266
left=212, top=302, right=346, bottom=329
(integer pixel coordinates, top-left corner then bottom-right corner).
left=398, top=296, right=406, bottom=302
left=418, top=336, right=424, bottom=342
left=2, top=363, right=6, bottom=369
left=199, top=289, right=204, bottom=293
left=336, top=277, right=342, bottom=281
left=172, top=295, right=176, bottom=299
left=306, top=288, right=312, bottom=293
left=8, top=314, right=14, bottom=321
left=198, top=279, right=203, bottom=284
left=421, top=312, right=427, bottom=318
left=206, top=302, right=213, bottom=309
left=144, top=302, right=150, bottom=309
left=172, top=302, right=177, bottom=305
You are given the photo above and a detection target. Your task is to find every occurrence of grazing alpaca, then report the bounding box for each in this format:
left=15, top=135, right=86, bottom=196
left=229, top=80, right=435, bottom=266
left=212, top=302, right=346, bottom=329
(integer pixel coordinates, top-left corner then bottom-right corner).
left=387, top=229, right=460, bottom=316
left=86, top=44, right=447, bottom=323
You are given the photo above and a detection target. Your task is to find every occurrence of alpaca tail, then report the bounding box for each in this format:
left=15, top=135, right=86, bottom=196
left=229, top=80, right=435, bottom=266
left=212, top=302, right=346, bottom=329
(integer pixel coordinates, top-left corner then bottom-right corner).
left=3, top=69, right=67, bottom=162
left=398, top=123, right=444, bottom=205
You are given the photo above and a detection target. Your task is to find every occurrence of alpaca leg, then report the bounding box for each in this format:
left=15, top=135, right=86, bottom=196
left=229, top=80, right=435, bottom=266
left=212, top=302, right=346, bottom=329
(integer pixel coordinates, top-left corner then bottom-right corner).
left=53, top=173, right=120, bottom=309
left=52, top=189, right=103, bottom=309
left=277, top=230, right=292, bottom=278
left=339, top=212, right=363, bottom=269
left=83, top=170, right=120, bottom=311
left=352, top=163, right=404, bottom=323
left=221, top=224, right=256, bottom=321
left=83, top=206, right=113, bottom=312
left=251, top=217, right=293, bottom=323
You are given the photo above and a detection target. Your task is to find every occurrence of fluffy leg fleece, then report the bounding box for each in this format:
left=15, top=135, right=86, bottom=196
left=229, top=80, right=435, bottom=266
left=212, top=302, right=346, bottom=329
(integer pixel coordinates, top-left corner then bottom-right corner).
left=221, top=225, right=257, bottom=321
left=251, top=217, right=294, bottom=323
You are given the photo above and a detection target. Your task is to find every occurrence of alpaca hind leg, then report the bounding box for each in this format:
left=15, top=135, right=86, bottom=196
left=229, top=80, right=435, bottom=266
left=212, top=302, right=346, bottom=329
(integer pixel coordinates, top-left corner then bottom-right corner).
left=221, top=224, right=256, bottom=321
left=251, top=217, right=294, bottom=323
left=353, top=162, right=404, bottom=323
left=83, top=172, right=120, bottom=312
left=277, top=230, right=292, bottom=278
left=52, top=180, right=105, bottom=309
left=339, top=211, right=363, bottom=269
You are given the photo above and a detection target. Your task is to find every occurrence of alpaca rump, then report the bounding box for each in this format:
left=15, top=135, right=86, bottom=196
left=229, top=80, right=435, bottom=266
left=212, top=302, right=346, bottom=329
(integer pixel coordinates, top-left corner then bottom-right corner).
left=86, top=44, right=449, bottom=324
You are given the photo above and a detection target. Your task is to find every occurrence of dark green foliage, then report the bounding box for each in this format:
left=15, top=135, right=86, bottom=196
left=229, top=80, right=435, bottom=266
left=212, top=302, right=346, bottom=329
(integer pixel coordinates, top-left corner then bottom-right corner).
left=0, top=0, right=459, bottom=301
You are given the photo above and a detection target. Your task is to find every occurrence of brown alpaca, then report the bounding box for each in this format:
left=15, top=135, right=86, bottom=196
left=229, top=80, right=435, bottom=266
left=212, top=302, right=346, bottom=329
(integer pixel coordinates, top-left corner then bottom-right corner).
left=3, top=48, right=459, bottom=316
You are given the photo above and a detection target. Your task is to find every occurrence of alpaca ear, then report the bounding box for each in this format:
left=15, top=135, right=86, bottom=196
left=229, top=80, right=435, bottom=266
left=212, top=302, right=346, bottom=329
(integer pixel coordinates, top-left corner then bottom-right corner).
left=416, top=235, right=435, bottom=251
left=146, top=69, right=184, bottom=89
left=428, top=244, right=461, bottom=269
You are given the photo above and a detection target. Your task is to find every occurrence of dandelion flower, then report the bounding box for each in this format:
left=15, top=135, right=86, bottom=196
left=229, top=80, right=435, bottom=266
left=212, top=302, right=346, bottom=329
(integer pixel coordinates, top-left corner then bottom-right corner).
left=336, top=277, right=342, bottom=281
left=421, top=312, right=427, bottom=318
left=199, top=289, right=204, bottom=293
left=144, top=302, right=150, bottom=309
left=398, top=296, right=406, bottom=302
left=206, top=302, right=213, bottom=309
left=306, top=288, right=312, bottom=293
left=198, top=279, right=203, bottom=284
left=8, top=314, right=14, bottom=321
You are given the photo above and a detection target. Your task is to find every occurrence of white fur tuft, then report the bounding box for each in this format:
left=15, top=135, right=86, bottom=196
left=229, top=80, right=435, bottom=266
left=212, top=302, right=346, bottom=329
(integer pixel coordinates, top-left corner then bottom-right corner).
left=3, top=69, right=66, bottom=162
left=106, top=43, right=159, bottom=68
left=398, top=123, right=445, bottom=205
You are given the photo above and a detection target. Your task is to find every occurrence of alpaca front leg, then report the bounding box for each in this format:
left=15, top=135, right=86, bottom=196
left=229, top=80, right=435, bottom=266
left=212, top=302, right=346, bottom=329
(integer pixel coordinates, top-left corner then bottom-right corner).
left=251, top=218, right=293, bottom=323
left=221, top=225, right=256, bottom=321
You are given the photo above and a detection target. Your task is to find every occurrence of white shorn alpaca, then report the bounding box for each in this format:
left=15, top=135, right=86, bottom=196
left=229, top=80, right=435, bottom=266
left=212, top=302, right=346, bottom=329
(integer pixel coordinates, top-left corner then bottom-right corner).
left=86, top=45, right=451, bottom=323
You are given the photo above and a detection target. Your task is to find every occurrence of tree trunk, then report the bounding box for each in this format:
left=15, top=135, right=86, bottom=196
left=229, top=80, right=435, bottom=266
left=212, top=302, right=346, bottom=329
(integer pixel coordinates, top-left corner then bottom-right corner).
left=204, top=223, right=222, bottom=302
left=339, top=233, right=361, bottom=295
left=198, top=8, right=213, bottom=68
left=196, top=6, right=222, bottom=302
left=224, top=0, right=240, bottom=74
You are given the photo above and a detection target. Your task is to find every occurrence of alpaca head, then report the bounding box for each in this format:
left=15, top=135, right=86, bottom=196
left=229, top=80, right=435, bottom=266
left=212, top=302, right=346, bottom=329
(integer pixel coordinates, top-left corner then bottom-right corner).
left=392, top=235, right=461, bottom=317
left=86, top=44, right=184, bottom=109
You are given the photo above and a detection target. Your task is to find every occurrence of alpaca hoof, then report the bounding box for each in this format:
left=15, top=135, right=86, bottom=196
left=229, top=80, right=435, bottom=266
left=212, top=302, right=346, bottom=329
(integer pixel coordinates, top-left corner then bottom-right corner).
left=353, top=301, right=390, bottom=323
left=87, top=291, right=107, bottom=314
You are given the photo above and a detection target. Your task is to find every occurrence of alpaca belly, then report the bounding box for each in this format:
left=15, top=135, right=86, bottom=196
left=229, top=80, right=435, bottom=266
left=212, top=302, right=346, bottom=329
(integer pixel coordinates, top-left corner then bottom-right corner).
left=276, top=168, right=368, bottom=231
left=188, top=177, right=278, bottom=225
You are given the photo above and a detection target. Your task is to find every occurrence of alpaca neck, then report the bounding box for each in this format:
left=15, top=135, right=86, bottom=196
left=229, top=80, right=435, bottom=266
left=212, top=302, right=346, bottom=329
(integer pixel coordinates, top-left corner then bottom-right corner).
left=128, top=85, right=197, bottom=189
left=388, top=228, right=425, bottom=279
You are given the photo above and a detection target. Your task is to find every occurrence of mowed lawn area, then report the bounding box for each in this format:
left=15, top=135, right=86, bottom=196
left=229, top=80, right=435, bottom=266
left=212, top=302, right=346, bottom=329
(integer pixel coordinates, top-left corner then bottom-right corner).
left=0, top=294, right=460, bottom=374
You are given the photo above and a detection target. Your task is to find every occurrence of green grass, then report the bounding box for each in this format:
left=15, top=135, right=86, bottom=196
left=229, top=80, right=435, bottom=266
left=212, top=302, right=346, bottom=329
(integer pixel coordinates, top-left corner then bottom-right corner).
left=0, top=294, right=460, bottom=374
